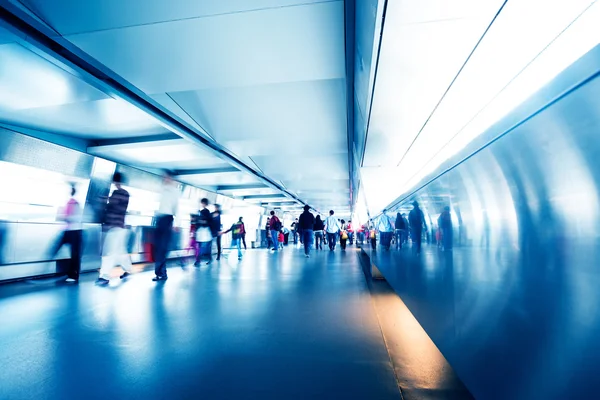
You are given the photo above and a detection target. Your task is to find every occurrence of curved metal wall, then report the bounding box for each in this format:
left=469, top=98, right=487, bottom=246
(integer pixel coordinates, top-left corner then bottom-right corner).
left=380, top=45, right=600, bottom=399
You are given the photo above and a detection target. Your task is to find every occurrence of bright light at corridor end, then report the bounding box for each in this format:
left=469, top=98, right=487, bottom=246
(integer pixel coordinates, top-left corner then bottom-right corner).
left=362, top=0, right=600, bottom=214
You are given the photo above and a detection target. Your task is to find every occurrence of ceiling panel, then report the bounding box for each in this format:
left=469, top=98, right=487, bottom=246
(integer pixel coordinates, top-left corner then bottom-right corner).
left=252, top=154, right=348, bottom=182
left=180, top=172, right=262, bottom=187
left=0, top=43, right=108, bottom=111
left=64, top=1, right=345, bottom=93
left=1, top=98, right=169, bottom=139
left=88, top=140, right=228, bottom=170
left=169, top=79, right=347, bottom=150
left=21, top=0, right=334, bottom=35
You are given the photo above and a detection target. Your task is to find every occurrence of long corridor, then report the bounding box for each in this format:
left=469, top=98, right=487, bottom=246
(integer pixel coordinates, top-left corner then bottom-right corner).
left=0, top=249, right=400, bottom=400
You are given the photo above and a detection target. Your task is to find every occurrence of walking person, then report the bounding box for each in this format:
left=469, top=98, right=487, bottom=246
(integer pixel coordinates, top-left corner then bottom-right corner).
left=96, top=172, right=133, bottom=285
left=439, top=206, right=453, bottom=251
left=395, top=212, right=407, bottom=249
left=211, top=204, right=223, bottom=261
left=268, top=211, right=282, bottom=252
left=370, top=222, right=377, bottom=250
left=50, top=184, right=82, bottom=283
left=291, top=218, right=299, bottom=244
left=376, top=211, right=394, bottom=251
left=298, top=205, right=315, bottom=257
left=324, top=210, right=340, bottom=251
left=347, top=220, right=354, bottom=245
left=340, top=220, right=348, bottom=250
left=265, top=218, right=273, bottom=250
left=409, top=201, right=427, bottom=255
left=195, top=198, right=213, bottom=265
left=313, top=215, right=324, bottom=250
left=152, top=171, right=179, bottom=282
left=221, top=217, right=245, bottom=260
left=239, top=217, right=247, bottom=250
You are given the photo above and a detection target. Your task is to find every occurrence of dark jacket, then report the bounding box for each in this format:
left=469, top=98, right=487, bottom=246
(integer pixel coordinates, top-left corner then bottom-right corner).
left=395, top=214, right=406, bottom=230
left=313, top=218, right=325, bottom=231
left=210, top=211, right=221, bottom=236
left=298, top=211, right=315, bottom=230
left=409, top=208, right=426, bottom=231
left=198, top=208, right=212, bottom=229
left=104, top=188, right=129, bottom=229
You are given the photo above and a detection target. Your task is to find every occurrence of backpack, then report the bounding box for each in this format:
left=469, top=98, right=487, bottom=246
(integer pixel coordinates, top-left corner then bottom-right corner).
left=273, top=218, right=282, bottom=231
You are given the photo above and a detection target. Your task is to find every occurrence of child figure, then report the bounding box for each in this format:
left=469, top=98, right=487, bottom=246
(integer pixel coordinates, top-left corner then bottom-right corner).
left=278, top=231, right=285, bottom=250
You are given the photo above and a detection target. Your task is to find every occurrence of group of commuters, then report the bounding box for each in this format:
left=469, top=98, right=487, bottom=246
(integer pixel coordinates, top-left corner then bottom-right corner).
left=51, top=170, right=250, bottom=286
left=361, top=201, right=452, bottom=255
left=283, top=207, right=356, bottom=257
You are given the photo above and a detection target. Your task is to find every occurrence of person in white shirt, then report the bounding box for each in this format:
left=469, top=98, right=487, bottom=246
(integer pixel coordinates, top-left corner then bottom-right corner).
left=324, top=210, right=341, bottom=251
left=153, top=171, right=179, bottom=282
left=375, top=210, right=395, bottom=251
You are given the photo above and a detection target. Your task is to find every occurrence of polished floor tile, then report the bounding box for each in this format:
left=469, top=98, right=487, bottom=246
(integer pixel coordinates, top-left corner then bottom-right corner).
left=0, top=248, right=400, bottom=400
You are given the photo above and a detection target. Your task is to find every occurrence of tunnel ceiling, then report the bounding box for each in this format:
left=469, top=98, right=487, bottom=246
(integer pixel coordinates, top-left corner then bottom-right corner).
left=360, top=0, right=600, bottom=215
left=0, top=0, right=350, bottom=215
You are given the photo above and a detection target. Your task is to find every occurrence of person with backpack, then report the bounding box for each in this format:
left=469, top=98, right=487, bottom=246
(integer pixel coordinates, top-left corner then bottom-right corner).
left=268, top=211, right=282, bottom=252
left=221, top=217, right=245, bottom=260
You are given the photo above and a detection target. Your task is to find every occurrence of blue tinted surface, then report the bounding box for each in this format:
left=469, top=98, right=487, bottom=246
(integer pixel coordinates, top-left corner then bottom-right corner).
left=375, top=45, right=600, bottom=400
left=0, top=250, right=400, bottom=399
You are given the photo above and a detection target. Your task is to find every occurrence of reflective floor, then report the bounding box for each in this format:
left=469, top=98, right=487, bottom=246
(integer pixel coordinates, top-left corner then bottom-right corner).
left=0, top=248, right=401, bottom=400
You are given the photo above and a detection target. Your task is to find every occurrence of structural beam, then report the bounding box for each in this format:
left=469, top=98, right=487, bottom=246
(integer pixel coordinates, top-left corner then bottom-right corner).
left=242, top=194, right=287, bottom=200
left=216, top=184, right=268, bottom=191
left=175, top=167, right=239, bottom=176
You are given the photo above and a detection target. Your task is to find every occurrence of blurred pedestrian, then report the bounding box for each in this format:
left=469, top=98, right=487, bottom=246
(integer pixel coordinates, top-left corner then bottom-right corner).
left=324, top=210, right=340, bottom=251
left=298, top=205, right=315, bottom=257
left=211, top=204, right=222, bottom=261
left=340, top=219, right=348, bottom=250
left=152, top=171, right=179, bottom=282
left=50, top=183, right=82, bottom=283
left=195, top=198, right=213, bottom=265
left=239, top=217, right=247, bottom=250
left=395, top=212, right=407, bottom=250
left=222, top=217, right=245, bottom=260
left=96, top=172, right=133, bottom=285
left=313, top=215, right=324, bottom=250
left=268, top=211, right=282, bottom=252
left=409, top=201, right=427, bottom=255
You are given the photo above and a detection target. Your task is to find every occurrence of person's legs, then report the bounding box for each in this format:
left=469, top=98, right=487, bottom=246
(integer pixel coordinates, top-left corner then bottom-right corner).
left=303, top=230, right=313, bottom=256
left=327, top=233, right=335, bottom=250
left=215, top=235, right=222, bottom=260
left=414, top=230, right=422, bottom=254
left=67, top=230, right=82, bottom=281
left=99, top=228, right=117, bottom=279
left=241, top=234, right=247, bottom=250
left=315, top=232, right=321, bottom=249
left=270, top=230, right=279, bottom=251
left=340, top=238, right=347, bottom=250
left=154, top=215, right=173, bottom=278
